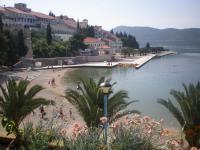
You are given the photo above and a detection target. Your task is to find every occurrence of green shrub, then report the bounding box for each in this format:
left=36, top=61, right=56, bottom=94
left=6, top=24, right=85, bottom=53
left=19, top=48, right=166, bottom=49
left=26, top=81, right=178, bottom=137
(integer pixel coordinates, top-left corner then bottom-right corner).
left=62, top=128, right=103, bottom=150
left=111, top=126, right=154, bottom=150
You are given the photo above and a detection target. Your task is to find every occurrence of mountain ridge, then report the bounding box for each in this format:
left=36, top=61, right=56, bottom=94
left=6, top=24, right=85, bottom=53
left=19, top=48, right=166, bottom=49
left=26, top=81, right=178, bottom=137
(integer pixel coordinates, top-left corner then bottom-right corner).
left=113, top=26, right=200, bottom=48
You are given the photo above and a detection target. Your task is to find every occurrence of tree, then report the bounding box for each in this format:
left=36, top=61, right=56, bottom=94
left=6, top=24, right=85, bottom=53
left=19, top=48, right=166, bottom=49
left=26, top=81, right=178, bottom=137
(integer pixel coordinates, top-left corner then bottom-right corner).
left=65, top=77, right=139, bottom=127
left=110, top=29, right=114, bottom=34
left=48, top=11, right=55, bottom=17
left=46, top=23, right=52, bottom=45
left=67, top=33, right=87, bottom=56
left=77, top=19, right=80, bottom=33
left=0, top=15, right=3, bottom=32
left=145, top=42, right=150, bottom=49
left=18, top=29, right=28, bottom=57
left=0, top=32, right=8, bottom=66
left=0, top=79, right=54, bottom=147
left=157, top=82, right=200, bottom=148
left=4, top=30, right=19, bottom=66
left=60, top=14, right=63, bottom=19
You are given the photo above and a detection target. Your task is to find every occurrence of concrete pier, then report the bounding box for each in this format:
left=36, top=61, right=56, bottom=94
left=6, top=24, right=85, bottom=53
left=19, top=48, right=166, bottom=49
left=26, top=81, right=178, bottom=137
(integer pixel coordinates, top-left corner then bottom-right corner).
left=134, top=54, right=156, bottom=69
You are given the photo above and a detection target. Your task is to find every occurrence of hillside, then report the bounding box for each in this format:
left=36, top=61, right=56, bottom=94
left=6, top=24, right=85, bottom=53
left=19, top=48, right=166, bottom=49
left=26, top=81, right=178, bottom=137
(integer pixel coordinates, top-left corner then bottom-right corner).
left=113, top=26, right=200, bottom=48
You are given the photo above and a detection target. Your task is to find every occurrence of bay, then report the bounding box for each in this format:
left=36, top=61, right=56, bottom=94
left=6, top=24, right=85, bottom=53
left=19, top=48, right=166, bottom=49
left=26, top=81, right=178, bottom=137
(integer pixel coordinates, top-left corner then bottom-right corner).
left=64, top=50, right=200, bottom=129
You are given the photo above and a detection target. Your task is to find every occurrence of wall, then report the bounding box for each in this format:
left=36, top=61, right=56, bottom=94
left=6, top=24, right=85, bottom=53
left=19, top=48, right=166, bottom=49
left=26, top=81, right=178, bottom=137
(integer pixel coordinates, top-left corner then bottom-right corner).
left=14, top=55, right=112, bottom=68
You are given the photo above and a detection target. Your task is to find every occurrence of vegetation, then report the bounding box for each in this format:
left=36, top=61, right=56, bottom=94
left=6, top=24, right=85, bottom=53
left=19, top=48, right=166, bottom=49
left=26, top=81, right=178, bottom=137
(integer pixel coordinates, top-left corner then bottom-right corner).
left=65, top=77, right=139, bottom=127
left=0, top=29, right=28, bottom=66
left=158, top=82, right=200, bottom=148
left=0, top=15, right=28, bottom=67
left=0, top=15, right=3, bottom=32
left=46, top=23, right=52, bottom=45
left=122, top=48, right=137, bottom=57
left=18, top=29, right=28, bottom=57
left=0, top=79, right=54, bottom=148
left=79, top=25, right=95, bottom=37
left=22, top=122, right=61, bottom=150
left=116, top=32, right=139, bottom=49
left=33, top=40, right=68, bottom=58
left=67, top=33, right=88, bottom=56
left=111, top=126, right=154, bottom=149
left=63, top=128, right=103, bottom=150
left=32, top=29, right=87, bottom=57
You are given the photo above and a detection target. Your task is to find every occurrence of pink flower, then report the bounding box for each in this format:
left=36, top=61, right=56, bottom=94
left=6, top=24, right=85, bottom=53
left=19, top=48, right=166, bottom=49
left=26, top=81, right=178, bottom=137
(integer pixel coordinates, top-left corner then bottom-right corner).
left=170, top=140, right=180, bottom=147
left=143, top=116, right=151, bottom=122
left=190, top=147, right=198, bottom=150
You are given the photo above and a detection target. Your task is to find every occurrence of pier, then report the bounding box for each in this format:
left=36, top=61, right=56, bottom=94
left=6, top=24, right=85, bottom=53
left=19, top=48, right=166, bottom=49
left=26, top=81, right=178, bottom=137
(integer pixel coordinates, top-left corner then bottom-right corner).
left=14, top=51, right=176, bottom=71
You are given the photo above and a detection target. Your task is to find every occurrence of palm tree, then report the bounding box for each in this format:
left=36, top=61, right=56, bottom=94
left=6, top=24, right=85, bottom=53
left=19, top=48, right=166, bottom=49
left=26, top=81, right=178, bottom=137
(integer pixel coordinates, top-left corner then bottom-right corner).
left=0, top=79, right=54, bottom=147
left=157, top=82, right=200, bottom=148
left=65, top=77, right=139, bottom=127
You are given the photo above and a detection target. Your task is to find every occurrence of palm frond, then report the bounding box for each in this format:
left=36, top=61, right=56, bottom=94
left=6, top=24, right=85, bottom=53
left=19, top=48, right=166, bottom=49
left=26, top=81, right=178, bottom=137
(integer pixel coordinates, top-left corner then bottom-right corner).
left=157, top=98, right=185, bottom=127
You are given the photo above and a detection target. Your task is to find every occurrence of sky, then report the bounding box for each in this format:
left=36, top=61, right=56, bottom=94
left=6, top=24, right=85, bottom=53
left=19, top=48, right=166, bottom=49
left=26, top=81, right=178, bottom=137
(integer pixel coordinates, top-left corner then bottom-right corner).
left=1, top=0, right=200, bottom=30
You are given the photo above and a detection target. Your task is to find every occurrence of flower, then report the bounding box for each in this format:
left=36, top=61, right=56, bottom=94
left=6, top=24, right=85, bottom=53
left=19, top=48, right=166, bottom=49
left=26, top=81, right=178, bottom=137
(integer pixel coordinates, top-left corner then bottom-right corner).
left=170, top=140, right=180, bottom=148
left=190, top=147, right=198, bottom=150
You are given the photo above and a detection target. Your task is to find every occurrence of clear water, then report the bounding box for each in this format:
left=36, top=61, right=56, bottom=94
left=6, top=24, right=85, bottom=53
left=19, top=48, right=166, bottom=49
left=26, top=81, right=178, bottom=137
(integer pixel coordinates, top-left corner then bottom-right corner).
left=64, top=50, right=200, bottom=129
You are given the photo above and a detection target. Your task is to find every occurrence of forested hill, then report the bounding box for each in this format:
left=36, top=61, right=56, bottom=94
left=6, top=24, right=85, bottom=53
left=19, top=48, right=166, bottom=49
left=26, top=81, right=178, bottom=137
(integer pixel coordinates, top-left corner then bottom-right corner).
left=113, top=26, right=200, bottom=48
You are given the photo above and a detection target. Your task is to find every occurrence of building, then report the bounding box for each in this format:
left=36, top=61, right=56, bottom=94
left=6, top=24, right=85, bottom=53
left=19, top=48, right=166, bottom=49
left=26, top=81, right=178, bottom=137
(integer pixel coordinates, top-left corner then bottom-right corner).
left=0, top=3, right=88, bottom=41
left=84, top=37, right=105, bottom=49
left=103, top=36, right=123, bottom=53
left=0, top=4, right=55, bottom=30
left=98, top=45, right=112, bottom=56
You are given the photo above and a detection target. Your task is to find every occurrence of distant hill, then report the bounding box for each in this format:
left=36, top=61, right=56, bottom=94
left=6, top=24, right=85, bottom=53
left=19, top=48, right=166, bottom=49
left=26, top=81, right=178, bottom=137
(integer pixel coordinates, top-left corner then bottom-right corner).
left=113, top=26, right=200, bottom=49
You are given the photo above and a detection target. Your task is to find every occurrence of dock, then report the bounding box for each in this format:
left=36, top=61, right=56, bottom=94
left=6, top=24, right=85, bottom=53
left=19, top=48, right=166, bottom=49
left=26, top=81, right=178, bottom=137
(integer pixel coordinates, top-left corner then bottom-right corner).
left=156, top=51, right=177, bottom=57
left=14, top=51, right=176, bottom=71
left=134, top=54, right=156, bottom=69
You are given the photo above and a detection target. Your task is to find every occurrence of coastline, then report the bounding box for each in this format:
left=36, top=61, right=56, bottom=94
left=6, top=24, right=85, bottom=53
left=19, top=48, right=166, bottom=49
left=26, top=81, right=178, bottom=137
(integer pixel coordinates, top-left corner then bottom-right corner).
left=0, top=51, right=178, bottom=137
left=0, top=68, right=85, bottom=137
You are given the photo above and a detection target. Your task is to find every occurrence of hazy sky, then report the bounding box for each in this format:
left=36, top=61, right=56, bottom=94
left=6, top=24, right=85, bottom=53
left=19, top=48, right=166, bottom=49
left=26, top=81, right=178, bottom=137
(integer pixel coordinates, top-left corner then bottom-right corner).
left=1, top=0, right=200, bottom=30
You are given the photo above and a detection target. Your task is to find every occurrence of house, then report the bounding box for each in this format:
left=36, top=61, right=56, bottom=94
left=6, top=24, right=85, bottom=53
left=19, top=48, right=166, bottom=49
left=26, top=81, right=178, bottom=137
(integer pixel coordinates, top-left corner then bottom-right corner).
left=84, top=37, right=105, bottom=49
left=98, top=45, right=112, bottom=56
left=0, top=3, right=88, bottom=41
left=103, top=36, right=122, bottom=53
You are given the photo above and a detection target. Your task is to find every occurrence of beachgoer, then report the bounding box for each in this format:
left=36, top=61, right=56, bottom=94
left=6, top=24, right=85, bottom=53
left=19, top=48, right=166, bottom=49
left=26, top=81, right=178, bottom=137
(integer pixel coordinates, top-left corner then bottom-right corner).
left=39, top=105, right=45, bottom=118
left=51, top=78, right=56, bottom=87
left=59, top=107, right=64, bottom=119
left=69, top=108, right=72, bottom=119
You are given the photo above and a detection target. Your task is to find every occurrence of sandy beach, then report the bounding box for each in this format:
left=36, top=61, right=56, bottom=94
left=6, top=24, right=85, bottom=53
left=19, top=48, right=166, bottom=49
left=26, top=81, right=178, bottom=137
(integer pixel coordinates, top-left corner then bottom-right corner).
left=0, top=68, right=85, bottom=137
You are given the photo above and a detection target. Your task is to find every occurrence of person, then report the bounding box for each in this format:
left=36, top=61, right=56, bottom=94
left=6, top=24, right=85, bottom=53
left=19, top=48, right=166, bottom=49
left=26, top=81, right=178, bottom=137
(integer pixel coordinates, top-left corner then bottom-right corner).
left=69, top=108, right=73, bottom=119
left=59, top=107, right=64, bottom=119
left=51, top=78, right=56, bottom=87
left=39, top=105, right=45, bottom=118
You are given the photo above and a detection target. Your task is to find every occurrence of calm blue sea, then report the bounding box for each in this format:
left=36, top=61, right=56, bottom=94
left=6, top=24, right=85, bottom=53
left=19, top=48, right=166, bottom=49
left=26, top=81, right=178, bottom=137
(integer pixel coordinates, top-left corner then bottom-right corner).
left=65, top=48, right=200, bottom=128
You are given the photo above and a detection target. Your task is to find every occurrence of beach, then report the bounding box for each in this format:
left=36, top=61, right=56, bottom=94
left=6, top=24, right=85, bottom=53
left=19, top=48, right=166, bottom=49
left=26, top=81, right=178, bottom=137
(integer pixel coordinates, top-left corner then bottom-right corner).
left=0, top=68, right=85, bottom=137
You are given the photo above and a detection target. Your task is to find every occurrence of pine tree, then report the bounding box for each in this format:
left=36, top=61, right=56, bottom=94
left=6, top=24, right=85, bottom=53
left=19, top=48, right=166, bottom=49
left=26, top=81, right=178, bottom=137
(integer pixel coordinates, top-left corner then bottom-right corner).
left=18, top=29, right=28, bottom=57
left=110, top=29, right=114, bottom=34
left=46, top=23, right=52, bottom=45
left=0, top=15, right=3, bottom=32
left=0, top=32, right=8, bottom=65
left=77, top=19, right=80, bottom=32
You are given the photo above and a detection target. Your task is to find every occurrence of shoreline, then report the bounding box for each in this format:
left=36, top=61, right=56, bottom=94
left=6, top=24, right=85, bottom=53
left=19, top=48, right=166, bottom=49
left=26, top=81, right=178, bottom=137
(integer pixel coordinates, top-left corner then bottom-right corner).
left=0, top=51, right=179, bottom=137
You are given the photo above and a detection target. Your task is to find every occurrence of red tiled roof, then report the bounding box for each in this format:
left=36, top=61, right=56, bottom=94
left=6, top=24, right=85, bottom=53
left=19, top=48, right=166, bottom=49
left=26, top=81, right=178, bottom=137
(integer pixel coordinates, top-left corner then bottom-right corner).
left=0, top=6, right=5, bottom=12
left=98, top=45, right=111, bottom=49
left=84, top=37, right=102, bottom=43
left=29, top=11, right=54, bottom=19
left=102, top=39, right=113, bottom=42
left=5, top=7, right=29, bottom=15
left=4, top=7, right=55, bottom=19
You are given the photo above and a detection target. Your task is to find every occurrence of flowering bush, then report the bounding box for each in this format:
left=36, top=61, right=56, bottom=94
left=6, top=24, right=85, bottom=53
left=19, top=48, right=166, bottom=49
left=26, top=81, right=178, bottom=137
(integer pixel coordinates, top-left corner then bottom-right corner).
left=110, top=114, right=184, bottom=149
left=62, top=128, right=104, bottom=150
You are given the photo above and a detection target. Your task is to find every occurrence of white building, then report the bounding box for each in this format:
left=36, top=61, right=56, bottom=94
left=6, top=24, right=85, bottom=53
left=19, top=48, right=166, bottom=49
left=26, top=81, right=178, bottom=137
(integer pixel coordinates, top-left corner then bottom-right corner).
left=84, top=37, right=105, bottom=49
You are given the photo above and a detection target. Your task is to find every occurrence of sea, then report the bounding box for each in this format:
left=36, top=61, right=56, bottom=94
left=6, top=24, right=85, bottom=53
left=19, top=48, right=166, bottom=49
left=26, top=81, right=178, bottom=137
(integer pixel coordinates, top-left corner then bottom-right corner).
left=64, top=45, right=200, bottom=129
